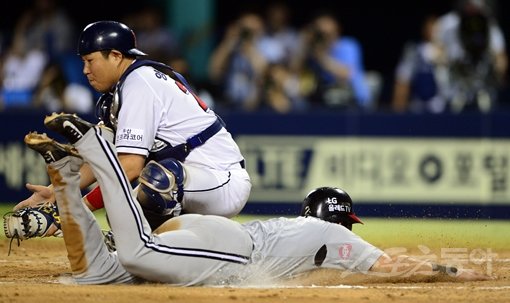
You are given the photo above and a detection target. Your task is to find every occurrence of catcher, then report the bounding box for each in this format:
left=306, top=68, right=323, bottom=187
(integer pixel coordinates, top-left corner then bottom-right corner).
left=7, top=20, right=251, bottom=243
left=4, top=112, right=490, bottom=285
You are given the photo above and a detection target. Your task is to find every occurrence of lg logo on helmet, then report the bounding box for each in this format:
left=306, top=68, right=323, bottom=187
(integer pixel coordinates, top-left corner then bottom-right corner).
left=326, top=197, right=351, bottom=212
left=326, top=197, right=338, bottom=204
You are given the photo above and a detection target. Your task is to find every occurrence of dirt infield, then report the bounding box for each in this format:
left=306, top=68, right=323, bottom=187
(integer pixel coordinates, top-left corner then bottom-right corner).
left=1, top=237, right=509, bottom=303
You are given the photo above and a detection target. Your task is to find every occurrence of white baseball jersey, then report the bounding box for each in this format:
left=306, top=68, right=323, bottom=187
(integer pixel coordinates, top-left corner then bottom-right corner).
left=116, top=64, right=244, bottom=170
left=50, top=126, right=383, bottom=286
left=111, top=62, right=250, bottom=217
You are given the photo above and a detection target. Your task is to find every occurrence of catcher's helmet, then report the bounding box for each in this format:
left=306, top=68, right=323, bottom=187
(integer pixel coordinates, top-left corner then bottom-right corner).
left=301, top=187, right=363, bottom=230
left=77, top=21, right=147, bottom=56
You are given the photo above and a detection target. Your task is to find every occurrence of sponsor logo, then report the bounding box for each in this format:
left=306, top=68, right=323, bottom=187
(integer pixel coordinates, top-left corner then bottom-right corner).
left=326, top=197, right=352, bottom=212
left=116, top=128, right=144, bottom=143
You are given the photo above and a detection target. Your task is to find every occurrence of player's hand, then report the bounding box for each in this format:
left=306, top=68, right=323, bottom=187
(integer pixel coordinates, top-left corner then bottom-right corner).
left=455, top=267, right=493, bottom=281
left=13, top=183, right=55, bottom=211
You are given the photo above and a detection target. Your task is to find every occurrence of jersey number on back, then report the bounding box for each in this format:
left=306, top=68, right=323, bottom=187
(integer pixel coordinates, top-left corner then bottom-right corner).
left=174, top=81, right=209, bottom=112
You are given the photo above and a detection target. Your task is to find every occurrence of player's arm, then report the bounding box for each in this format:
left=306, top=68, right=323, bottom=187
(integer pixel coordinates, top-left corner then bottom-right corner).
left=14, top=162, right=97, bottom=210
left=118, top=153, right=146, bottom=182
left=494, top=50, right=508, bottom=82
left=208, top=22, right=241, bottom=80
left=369, top=253, right=491, bottom=281
left=15, top=153, right=145, bottom=210
left=82, top=153, right=145, bottom=211
left=313, top=50, right=351, bottom=82
left=77, top=154, right=146, bottom=210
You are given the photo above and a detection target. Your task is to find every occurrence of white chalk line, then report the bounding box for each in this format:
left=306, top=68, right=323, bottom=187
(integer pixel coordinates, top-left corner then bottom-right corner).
left=218, top=285, right=510, bottom=290
left=310, top=285, right=510, bottom=290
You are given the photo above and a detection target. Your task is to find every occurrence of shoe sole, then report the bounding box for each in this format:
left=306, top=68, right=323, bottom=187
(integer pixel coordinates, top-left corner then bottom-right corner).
left=44, top=112, right=74, bottom=126
left=44, top=112, right=93, bottom=128
left=45, top=111, right=114, bottom=133
left=24, top=132, right=82, bottom=158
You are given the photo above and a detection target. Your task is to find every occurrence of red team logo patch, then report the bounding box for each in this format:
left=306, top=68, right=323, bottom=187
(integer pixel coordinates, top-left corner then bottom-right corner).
left=339, top=243, right=352, bottom=260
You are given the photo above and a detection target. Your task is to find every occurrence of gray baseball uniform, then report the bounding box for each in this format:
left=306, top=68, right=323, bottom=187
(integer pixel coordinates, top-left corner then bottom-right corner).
left=49, top=126, right=383, bottom=285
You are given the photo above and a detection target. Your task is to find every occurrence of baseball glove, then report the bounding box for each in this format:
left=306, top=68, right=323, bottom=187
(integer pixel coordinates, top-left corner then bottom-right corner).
left=3, top=203, right=63, bottom=254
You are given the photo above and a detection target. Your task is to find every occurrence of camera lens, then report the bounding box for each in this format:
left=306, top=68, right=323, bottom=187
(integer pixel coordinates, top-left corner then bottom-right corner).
left=240, top=27, right=253, bottom=40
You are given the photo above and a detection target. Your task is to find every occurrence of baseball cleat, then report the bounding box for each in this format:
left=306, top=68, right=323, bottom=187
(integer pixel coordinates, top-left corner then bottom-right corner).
left=44, top=112, right=95, bottom=144
left=24, top=132, right=81, bottom=163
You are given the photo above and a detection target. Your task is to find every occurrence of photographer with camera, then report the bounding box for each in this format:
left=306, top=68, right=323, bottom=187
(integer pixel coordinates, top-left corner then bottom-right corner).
left=391, top=15, right=448, bottom=114
left=434, top=0, right=508, bottom=113
left=208, top=12, right=269, bottom=112
left=290, top=12, right=373, bottom=110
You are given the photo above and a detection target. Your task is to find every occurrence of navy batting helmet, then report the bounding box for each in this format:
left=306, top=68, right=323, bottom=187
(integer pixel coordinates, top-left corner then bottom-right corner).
left=301, top=187, right=363, bottom=230
left=77, top=21, right=147, bottom=56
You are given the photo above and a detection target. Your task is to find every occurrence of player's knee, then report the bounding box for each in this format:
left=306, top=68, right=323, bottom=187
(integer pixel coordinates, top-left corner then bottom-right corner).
left=137, top=159, right=186, bottom=228
left=117, top=252, right=143, bottom=276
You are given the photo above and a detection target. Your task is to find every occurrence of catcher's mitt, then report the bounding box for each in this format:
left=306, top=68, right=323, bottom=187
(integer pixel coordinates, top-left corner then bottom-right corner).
left=3, top=203, right=63, bottom=255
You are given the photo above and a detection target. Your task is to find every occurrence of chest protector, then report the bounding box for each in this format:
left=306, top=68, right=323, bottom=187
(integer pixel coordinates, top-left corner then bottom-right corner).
left=95, top=59, right=195, bottom=130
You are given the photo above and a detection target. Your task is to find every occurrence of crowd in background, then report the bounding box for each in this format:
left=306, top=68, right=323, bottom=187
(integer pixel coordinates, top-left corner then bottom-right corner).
left=0, top=0, right=508, bottom=115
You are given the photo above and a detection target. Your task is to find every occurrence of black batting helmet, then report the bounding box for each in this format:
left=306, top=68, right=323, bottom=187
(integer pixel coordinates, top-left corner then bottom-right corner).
left=78, top=21, right=147, bottom=56
left=301, top=186, right=363, bottom=230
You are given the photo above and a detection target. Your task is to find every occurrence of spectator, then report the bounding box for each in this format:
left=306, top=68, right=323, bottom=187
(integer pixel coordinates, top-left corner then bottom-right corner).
left=208, top=12, right=268, bottom=112
left=262, top=62, right=307, bottom=113
left=32, top=62, right=93, bottom=114
left=434, top=0, right=508, bottom=113
left=124, top=4, right=181, bottom=64
left=21, top=0, right=75, bottom=61
left=290, top=12, right=373, bottom=110
left=0, top=12, right=48, bottom=109
left=0, top=0, right=84, bottom=111
left=391, top=15, right=448, bottom=113
left=258, top=1, right=307, bottom=114
left=259, top=1, right=300, bottom=66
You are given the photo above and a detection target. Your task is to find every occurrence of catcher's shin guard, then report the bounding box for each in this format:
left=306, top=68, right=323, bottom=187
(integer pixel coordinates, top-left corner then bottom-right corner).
left=137, top=159, right=185, bottom=230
